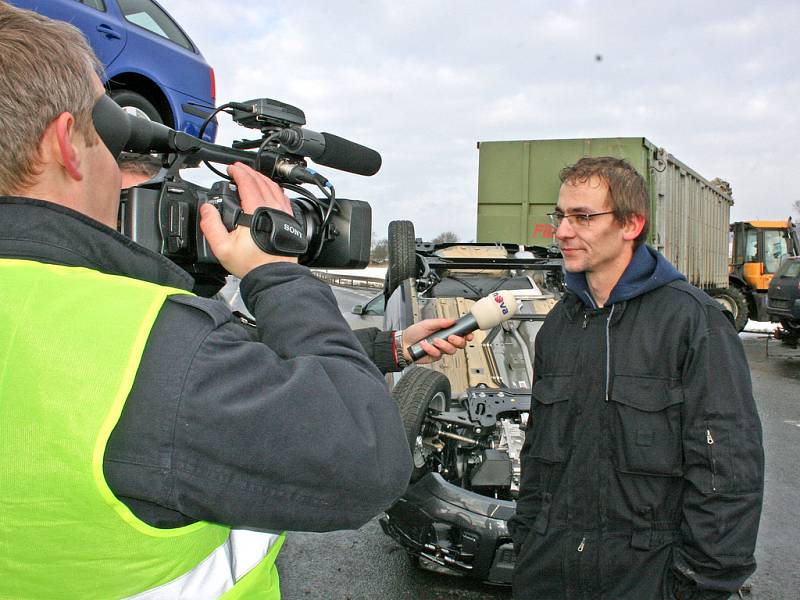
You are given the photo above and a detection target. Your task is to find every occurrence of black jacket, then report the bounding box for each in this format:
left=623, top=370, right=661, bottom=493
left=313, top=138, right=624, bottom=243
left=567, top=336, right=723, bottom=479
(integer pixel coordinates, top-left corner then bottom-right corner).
left=0, top=197, right=412, bottom=532
left=509, top=246, right=764, bottom=600
left=218, top=278, right=399, bottom=375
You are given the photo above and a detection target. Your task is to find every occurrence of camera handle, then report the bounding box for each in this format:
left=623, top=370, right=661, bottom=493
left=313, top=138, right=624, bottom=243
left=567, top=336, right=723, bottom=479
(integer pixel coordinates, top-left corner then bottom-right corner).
left=234, top=207, right=309, bottom=257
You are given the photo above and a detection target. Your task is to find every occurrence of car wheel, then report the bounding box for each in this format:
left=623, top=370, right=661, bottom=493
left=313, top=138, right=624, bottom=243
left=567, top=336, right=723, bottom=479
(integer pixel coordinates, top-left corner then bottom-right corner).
left=710, top=286, right=748, bottom=331
left=387, top=220, right=417, bottom=297
left=392, top=367, right=450, bottom=482
left=109, top=90, right=163, bottom=123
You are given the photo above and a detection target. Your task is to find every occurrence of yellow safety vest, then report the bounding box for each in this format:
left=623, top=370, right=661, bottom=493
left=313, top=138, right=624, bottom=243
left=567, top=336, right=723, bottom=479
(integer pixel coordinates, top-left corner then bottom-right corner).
left=0, top=259, right=283, bottom=599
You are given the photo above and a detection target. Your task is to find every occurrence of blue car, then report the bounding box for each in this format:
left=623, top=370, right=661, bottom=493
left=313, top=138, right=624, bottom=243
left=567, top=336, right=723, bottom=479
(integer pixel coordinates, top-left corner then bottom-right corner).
left=8, top=0, right=217, bottom=142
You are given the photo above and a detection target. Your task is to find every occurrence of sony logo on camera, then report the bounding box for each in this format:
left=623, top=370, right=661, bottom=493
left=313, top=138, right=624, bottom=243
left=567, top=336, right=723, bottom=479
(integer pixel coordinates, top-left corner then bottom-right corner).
left=283, top=223, right=303, bottom=238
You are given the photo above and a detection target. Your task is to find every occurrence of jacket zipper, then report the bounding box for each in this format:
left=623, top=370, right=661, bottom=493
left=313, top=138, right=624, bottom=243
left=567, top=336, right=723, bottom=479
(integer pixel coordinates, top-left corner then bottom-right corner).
left=605, top=305, right=615, bottom=402
left=577, top=536, right=586, bottom=552
left=582, top=291, right=597, bottom=329
left=706, top=425, right=717, bottom=492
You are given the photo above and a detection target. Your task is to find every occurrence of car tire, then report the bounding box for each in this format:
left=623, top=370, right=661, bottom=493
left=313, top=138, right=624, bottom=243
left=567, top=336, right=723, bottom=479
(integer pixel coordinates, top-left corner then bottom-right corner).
left=392, top=367, right=450, bottom=482
left=710, top=286, right=748, bottom=331
left=387, top=220, right=417, bottom=297
left=109, top=90, right=163, bottom=124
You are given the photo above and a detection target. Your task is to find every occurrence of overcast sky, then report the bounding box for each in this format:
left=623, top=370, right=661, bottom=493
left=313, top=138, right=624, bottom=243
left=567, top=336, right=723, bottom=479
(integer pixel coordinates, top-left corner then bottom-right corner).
left=167, top=0, right=799, bottom=243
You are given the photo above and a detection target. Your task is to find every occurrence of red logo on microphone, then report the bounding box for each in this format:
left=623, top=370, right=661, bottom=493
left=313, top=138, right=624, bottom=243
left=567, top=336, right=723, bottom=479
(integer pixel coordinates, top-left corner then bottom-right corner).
left=493, top=293, right=510, bottom=315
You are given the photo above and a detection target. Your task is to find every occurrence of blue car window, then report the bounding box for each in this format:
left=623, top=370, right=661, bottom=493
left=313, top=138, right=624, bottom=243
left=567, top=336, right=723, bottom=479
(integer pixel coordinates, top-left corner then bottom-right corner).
left=117, top=0, right=194, bottom=51
left=80, top=0, right=107, bottom=10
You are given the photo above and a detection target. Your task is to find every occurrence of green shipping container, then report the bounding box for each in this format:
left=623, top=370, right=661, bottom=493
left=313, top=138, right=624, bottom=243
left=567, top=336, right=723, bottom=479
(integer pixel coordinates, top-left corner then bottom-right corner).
left=476, top=137, right=733, bottom=289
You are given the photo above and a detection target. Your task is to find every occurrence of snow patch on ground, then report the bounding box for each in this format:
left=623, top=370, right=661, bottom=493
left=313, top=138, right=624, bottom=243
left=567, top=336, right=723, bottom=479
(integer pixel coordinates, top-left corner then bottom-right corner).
left=744, top=320, right=778, bottom=334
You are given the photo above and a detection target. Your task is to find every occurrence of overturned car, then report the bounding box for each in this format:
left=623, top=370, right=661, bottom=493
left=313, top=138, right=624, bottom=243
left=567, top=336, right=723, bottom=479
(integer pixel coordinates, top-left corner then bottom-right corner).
left=377, top=221, right=564, bottom=585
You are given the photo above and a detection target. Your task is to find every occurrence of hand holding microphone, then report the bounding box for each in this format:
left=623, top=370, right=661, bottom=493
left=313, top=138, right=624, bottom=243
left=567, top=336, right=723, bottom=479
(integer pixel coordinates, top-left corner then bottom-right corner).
left=399, top=319, right=473, bottom=365
left=407, top=291, right=521, bottom=361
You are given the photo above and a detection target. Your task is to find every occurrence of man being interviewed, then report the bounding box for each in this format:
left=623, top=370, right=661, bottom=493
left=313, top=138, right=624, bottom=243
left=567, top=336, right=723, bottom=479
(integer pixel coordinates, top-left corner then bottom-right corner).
left=509, top=157, right=764, bottom=600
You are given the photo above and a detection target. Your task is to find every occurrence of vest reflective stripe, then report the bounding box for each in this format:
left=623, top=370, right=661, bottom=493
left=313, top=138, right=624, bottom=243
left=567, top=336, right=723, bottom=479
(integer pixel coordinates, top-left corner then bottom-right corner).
left=129, top=531, right=284, bottom=600
left=0, top=260, right=282, bottom=599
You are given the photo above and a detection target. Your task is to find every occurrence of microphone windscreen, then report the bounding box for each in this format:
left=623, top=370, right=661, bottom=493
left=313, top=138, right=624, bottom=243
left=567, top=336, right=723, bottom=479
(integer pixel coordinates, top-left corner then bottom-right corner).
left=471, top=291, right=520, bottom=329
left=318, top=133, right=382, bottom=176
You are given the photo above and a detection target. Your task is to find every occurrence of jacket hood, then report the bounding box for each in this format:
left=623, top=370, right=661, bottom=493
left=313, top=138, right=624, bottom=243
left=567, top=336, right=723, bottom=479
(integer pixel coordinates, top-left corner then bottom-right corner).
left=565, top=244, right=685, bottom=308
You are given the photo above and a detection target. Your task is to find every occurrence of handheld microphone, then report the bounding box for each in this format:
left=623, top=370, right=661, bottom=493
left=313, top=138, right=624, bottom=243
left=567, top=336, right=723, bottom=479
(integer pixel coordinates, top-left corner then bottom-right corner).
left=408, top=291, right=521, bottom=361
left=277, top=127, right=382, bottom=176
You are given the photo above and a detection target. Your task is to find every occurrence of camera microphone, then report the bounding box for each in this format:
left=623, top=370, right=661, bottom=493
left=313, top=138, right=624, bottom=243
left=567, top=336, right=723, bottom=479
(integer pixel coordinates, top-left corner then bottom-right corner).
left=95, top=94, right=379, bottom=185
left=277, top=128, right=382, bottom=176
left=407, top=291, right=521, bottom=361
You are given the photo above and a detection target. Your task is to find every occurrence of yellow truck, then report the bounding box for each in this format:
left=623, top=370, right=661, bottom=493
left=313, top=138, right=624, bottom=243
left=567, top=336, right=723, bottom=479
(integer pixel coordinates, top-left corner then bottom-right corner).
left=722, top=219, right=800, bottom=327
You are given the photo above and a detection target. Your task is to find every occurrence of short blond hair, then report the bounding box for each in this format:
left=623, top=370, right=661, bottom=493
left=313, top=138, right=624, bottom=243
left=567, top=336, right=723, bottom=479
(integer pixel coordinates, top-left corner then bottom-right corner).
left=0, top=1, right=102, bottom=194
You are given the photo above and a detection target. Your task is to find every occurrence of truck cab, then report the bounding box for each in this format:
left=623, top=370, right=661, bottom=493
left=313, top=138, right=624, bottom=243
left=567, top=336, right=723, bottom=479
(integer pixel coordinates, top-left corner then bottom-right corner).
left=729, top=219, right=800, bottom=322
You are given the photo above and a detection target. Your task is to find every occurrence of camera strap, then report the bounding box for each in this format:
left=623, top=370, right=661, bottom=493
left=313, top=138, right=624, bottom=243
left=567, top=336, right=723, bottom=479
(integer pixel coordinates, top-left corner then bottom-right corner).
left=234, top=207, right=309, bottom=257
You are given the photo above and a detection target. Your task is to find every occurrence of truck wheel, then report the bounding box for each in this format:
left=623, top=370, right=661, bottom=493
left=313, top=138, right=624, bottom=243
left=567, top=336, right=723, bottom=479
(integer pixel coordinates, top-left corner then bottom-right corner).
left=387, top=220, right=417, bottom=296
left=710, top=286, right=748, bottom=331
left=109, top=90, right=163, bottom=124
left=392, top=368, right=450, bottom=482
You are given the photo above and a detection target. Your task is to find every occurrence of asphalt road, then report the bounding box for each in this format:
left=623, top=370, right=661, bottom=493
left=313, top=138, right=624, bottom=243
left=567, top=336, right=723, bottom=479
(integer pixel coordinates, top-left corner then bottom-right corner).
left=738, top=334, right=800, bottom=599
left=274, top=288, right=800, bottom=600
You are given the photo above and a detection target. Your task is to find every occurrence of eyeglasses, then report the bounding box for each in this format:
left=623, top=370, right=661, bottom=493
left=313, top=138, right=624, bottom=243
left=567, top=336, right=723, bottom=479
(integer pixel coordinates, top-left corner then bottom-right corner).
left=547, top=210, right=615, bottom=228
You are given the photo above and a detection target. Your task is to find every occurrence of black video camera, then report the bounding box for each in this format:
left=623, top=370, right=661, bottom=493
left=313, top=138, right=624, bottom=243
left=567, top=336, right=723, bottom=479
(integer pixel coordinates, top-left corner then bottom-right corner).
left=95, top=96, right=379, bottom=295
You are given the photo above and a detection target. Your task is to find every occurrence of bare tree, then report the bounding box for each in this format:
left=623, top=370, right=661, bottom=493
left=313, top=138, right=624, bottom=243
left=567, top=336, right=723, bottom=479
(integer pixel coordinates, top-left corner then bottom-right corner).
left=432, top=231, right=459, bottom=244
left=370, top=238, right=388, bottom=263
left=793, top=200, right=800, bottom=219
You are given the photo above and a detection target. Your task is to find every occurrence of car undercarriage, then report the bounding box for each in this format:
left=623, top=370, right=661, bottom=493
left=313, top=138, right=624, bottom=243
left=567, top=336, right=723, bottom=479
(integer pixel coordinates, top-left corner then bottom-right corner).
left=378, top=220, right=564, bottom=584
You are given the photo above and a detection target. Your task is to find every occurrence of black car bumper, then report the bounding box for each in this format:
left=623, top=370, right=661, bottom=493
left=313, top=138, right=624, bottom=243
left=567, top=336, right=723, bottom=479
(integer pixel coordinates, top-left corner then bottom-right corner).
left=379, top=472, right=516, bottom=585
left=767, top=298, right=800, bottom=326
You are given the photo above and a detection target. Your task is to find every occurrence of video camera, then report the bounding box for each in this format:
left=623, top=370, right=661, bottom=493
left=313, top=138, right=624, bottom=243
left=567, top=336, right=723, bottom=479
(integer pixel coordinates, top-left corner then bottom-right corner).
left=93, top=95, right=379, bottom=295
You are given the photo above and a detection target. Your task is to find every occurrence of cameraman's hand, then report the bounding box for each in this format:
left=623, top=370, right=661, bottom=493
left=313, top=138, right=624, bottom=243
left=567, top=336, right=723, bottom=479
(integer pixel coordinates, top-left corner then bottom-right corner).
left=400, top=318, right=473, bottom=365
left=200, top=162, right=297, bottom=278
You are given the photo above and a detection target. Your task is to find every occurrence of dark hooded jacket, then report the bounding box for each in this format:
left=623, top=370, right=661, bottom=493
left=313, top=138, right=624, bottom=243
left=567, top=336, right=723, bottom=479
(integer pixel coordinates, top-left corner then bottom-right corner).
left=509, top=245, right=764, bottom=600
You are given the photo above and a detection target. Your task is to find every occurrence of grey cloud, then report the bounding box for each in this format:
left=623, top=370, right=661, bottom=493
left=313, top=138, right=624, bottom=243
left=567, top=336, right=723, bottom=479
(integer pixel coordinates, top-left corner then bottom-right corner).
left=167, top=0, right=800, bottom=240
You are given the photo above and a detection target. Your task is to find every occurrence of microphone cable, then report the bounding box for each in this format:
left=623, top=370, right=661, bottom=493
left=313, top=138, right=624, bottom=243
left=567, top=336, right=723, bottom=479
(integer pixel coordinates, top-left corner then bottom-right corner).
left=198, top=102, right=246, bottom=179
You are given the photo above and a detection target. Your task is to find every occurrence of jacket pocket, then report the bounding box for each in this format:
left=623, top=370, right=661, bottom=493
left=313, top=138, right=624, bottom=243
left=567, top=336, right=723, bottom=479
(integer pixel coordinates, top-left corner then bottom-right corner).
left=693, top=419, right=761, bottom=494
left=529, top=375, right=573, bottom=464
left=608, top=375, right=683, bottom=476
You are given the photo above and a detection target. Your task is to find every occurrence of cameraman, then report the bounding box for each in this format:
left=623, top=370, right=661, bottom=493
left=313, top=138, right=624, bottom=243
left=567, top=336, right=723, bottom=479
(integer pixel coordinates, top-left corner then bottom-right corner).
left=0, top=4, right=459, bottom=598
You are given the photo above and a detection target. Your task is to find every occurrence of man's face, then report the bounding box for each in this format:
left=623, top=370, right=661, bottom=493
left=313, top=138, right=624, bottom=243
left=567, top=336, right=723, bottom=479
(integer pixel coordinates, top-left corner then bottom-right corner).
left=555, top=176, right=629, bottom=276
left=79, top=76, right=122, bottom=227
